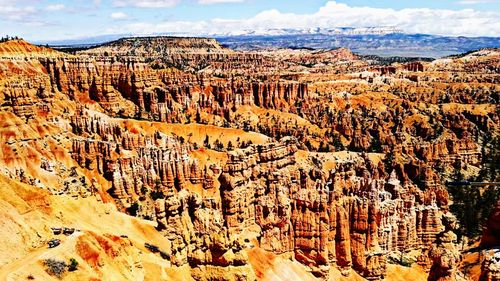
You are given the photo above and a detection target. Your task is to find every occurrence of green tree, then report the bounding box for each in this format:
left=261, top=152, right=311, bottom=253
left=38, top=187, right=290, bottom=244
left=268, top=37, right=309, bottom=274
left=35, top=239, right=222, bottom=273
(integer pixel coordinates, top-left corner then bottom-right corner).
left=369, top=132, right=383, bottom=153
left=203, top=135, right=211, bottom=149
left=332, top=133, right=344, bottom=151
left=68, top=258, right=79, bottom=272
left=384, top=153, right=394, bottom=174
left=214, top=139, right=224, bottom=151
left=127, top=203, right=139, bottom=216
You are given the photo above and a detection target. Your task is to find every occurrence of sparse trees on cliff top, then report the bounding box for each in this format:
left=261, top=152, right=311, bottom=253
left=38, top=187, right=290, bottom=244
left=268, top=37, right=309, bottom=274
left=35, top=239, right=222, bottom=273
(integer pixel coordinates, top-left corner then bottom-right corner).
left=0, top=35, right=20, bottom=43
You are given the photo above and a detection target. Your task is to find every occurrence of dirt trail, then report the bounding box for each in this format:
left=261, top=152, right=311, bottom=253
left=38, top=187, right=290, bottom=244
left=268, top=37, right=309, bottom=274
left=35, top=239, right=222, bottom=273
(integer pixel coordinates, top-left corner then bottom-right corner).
left=0, top=232, right=82, bottom=281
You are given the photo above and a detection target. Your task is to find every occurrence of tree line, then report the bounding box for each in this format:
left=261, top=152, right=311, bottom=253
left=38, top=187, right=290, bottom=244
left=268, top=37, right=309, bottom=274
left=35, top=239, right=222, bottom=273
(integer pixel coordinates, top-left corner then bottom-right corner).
left=0, top=35, right=21, bottom=43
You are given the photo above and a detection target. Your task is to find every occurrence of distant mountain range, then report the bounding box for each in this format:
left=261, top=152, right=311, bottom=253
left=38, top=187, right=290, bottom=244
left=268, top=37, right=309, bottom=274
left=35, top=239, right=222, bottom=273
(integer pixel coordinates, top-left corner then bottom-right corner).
left=37, top=27, right=499, bottom=58
left=216, top=33, right=500, bottom=58
left=213, top=27, right=404, bottom=36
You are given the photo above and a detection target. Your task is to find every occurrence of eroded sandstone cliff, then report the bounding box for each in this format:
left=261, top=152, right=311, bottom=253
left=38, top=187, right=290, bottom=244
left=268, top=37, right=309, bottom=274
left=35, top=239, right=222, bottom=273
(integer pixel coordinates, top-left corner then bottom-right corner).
left=0, top=38, right=498, bottom=281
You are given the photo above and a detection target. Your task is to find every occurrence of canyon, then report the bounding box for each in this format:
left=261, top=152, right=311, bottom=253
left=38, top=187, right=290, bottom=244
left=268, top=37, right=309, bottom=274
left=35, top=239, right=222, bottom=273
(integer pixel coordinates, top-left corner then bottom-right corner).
left=0, top=37, right=498, bottom=281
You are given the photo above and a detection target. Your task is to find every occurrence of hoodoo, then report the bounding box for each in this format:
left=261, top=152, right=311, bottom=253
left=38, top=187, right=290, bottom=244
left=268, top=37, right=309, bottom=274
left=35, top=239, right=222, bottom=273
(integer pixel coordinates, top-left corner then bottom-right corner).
left=0, top=19, right=498, bottom=281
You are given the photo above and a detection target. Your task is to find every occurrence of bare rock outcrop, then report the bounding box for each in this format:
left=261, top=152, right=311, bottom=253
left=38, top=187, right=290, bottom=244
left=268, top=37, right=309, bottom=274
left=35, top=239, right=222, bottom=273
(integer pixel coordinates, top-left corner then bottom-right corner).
left=428, top=213, right=465, bottom=281
left=480, top=250, right=500, bottom=281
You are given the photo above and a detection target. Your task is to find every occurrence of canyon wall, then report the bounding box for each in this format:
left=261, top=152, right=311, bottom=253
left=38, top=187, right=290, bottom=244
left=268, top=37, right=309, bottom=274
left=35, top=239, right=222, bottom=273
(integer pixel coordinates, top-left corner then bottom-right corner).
left=0, top=39, right=497, bottom=280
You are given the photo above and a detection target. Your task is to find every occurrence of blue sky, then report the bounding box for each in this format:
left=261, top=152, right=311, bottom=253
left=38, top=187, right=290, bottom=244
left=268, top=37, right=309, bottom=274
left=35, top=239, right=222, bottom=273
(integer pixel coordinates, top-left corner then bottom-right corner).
left=0, top=0, right=499, bottom=41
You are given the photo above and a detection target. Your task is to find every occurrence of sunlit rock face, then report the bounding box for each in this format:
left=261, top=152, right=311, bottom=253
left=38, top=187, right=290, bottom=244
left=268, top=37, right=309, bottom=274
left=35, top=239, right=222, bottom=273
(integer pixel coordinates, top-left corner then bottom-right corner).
left=0, top=38, right=498, bottom=280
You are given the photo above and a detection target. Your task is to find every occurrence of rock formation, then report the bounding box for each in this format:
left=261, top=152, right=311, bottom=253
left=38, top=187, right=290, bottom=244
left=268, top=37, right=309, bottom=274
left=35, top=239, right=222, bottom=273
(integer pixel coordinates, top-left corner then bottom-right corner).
left=480, top=250, right=500, bottom=281
left=0, top=38, right=498, bottom=281
left=428, top=213, right=465, bottom=281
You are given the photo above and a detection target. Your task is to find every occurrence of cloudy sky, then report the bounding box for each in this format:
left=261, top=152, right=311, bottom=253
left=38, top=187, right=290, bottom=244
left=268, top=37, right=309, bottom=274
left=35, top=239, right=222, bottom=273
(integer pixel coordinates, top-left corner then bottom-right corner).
left=0, top=0, right=499, bottom=41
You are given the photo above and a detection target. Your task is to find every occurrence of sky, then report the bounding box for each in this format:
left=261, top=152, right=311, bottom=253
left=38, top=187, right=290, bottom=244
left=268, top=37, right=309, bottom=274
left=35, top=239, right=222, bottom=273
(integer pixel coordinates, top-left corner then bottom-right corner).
left=0, top=0, right=499, bottom=41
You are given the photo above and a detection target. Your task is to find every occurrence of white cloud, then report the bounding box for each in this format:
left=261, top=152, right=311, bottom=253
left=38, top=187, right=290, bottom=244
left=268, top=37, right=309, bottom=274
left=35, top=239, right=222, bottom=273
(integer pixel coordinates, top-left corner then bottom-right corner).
left=110, top=12, right=129, bottom=20
left=0, top=4, right=37, bottom=22
left=198, top=0, right=244, bottom=4
left=0, top=1, right=57, bottom=27
left=107, top=1, right=500, bottom=37
left=45, top=4, right=65, bottom=11
left=113, top=0, right=179, bottom=8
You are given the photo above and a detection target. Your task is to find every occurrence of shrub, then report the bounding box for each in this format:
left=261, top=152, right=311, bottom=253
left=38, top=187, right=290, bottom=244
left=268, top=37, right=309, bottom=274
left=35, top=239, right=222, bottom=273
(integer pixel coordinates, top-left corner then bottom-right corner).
left=127, top=202, right=140, bottom=216
left=399, top=257, right=414, bottom=267
left=43, top=259, right=67, bottom=278
left=332, top=134, right=344, bottom=151
left=214, top=139, right=224, bottom=152
left=150, top=191, right=165, bottom=200
left=68, top=258, right=78, bottom=272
